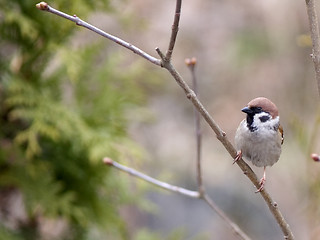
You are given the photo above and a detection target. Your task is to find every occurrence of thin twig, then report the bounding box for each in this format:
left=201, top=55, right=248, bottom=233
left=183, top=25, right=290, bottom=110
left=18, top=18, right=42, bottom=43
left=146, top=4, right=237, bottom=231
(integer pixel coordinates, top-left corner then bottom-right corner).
left=35, top=2, right=161, bottom=66
left=36, top=3, right=249, bottom=239
left=36, top=2, right=294, bottom=239
left=203, top=194, right=250, bottom=240
left=184, top=62, right=249, bottom=239
left=185, top=58, right=249, bottom=239
left=186, top=58, right=204, bottom=196
left=103, top=158, right=200, bottom=198
left=157, top=49, right=294, bottom=240
left=165, top=0, right=182, bottom=61
left=305, top=0, right=320, bottom=97
left=103, top=158, right=250, bottom=240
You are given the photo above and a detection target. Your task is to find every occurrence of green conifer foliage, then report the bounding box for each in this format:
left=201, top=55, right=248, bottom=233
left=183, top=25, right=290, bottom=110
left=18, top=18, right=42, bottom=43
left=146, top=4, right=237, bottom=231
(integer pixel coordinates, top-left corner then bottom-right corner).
left=0, top=0, right=151, bottom=239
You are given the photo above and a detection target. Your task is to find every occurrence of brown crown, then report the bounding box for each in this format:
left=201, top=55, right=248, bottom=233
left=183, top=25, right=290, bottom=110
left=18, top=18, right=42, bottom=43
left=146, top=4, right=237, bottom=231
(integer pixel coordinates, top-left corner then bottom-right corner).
left=247, top=97, right=279, bottom=118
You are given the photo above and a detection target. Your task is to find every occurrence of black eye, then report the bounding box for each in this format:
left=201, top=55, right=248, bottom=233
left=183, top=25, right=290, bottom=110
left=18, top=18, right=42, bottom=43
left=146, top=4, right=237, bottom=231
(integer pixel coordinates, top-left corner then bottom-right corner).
left=252, top=107, right=263, bottom=114
left=259, top=115, right=270, bottom=122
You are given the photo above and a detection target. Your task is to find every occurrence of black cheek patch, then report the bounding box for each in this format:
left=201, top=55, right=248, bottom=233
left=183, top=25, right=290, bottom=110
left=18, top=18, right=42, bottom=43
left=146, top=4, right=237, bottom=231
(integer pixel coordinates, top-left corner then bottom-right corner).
left=259, top=115, right=270, bottom=122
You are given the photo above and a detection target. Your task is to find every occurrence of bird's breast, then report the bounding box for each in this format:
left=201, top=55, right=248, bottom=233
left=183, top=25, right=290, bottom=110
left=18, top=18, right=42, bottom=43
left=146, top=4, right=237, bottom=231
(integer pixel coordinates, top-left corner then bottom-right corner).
left=235, top=121, right=282, bottom=167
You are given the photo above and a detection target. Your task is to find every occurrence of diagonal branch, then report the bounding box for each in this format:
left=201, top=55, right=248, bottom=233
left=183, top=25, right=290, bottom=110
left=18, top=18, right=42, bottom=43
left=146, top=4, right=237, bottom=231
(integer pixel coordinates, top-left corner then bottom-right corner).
left=165, top=0, right=182, bottom=61
left=203, top=194, right=249, bottom=240
left=36, top=2, right=294, bottom=239
left=305, top=0, right=320, bottom=97
left=35, top=2, right=161, bottom=66
left=103, top=158, right=200, bottom=198
left=103, top=158, right=250, bottom=240
left=36, top=3, right=250, bottom=238
left=185, top=59, right=249, bottom=240
left=156, top=48, right=294, bottom=240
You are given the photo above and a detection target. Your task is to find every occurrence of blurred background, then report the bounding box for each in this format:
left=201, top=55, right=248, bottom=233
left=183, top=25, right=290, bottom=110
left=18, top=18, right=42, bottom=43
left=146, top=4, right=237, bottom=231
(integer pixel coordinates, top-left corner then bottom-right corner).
left=1, top=0, right=320, bottom=239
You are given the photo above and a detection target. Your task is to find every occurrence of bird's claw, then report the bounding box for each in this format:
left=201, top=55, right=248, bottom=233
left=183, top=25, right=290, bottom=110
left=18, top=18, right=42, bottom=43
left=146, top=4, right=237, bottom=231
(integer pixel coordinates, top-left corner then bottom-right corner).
left=233, top=151, right=267, bottom=193
left=255, top=177, right=266, bottom=193
left=233, top=150, right=242, bottom=164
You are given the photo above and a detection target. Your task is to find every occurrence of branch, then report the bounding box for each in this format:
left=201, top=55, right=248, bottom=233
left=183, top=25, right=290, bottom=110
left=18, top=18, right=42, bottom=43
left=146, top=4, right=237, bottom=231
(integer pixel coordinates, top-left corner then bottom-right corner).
left=165, top=0, right=182, bottom=61
left=184, top=58, right=250, bottom=239
left=35, top=2, right=161, bottom=66
left=36, top=3, right=249, bottom=238
left=186, top=58, right=204, bottom=195
left=305, top=0, right=320, bottom=97
left=157, top=51, right=294, bottom=240
left=36, top=2, right=294, bottom=239
left=103, top=158, right=199, bottom=198
left=103, top=158, right=250, bottom=240
left=203, top=194, right=249, bottom=240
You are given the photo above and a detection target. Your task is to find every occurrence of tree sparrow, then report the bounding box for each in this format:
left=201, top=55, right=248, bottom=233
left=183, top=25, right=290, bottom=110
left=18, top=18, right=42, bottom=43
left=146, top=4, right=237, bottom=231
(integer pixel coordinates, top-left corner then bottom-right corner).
left=234, top=97, right=283, bottom=192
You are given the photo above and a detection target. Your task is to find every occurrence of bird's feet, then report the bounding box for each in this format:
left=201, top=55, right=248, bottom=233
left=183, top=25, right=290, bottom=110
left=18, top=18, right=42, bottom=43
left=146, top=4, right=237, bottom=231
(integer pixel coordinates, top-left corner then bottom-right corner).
left=233, top=150, right=242, bottom=164
left=255, top=174, right=266, bottom=193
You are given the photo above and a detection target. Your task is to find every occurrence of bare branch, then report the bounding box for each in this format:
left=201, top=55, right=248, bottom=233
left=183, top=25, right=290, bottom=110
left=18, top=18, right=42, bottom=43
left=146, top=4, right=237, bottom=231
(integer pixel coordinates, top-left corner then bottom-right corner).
left=103, top=158, right=200, bottom=198
left=36, top=2, right=161, bottom=66
left=165, top=0, right=182, bottom=61
left=305, top=0, right=320, bottom=96
left=186, top=58, right=204, bottom=196
left=37, top=2, right=294, bottom=239
left=103, top=158, right=251, bottom=240
left=158, top=55, right=294, bottom=240
left=203, top=194, right=250, bottom=240
left=185, top=58, right=250, bottom=240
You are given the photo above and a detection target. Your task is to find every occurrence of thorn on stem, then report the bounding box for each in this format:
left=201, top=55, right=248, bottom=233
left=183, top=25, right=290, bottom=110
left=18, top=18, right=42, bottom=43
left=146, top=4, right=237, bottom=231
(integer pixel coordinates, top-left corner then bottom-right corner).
left=36, top=2, right=48, bottom=10
left=103, top=157, right=113, bottom=165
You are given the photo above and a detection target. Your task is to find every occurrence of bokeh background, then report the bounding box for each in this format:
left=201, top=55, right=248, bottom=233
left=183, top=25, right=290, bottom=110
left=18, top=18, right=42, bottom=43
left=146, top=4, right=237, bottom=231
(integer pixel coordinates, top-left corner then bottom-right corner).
left=1, top=0, right=320, bottom=239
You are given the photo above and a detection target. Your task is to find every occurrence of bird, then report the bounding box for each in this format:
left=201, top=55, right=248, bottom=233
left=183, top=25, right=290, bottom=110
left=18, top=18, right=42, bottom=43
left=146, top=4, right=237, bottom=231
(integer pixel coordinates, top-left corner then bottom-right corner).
left=234, top=97, right=283, bottom=192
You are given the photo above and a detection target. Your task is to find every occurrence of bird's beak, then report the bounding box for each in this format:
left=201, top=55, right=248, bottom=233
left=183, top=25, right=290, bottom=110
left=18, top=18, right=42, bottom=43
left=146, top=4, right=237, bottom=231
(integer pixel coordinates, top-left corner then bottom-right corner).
left=241, top=106, right=253, bottom=114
